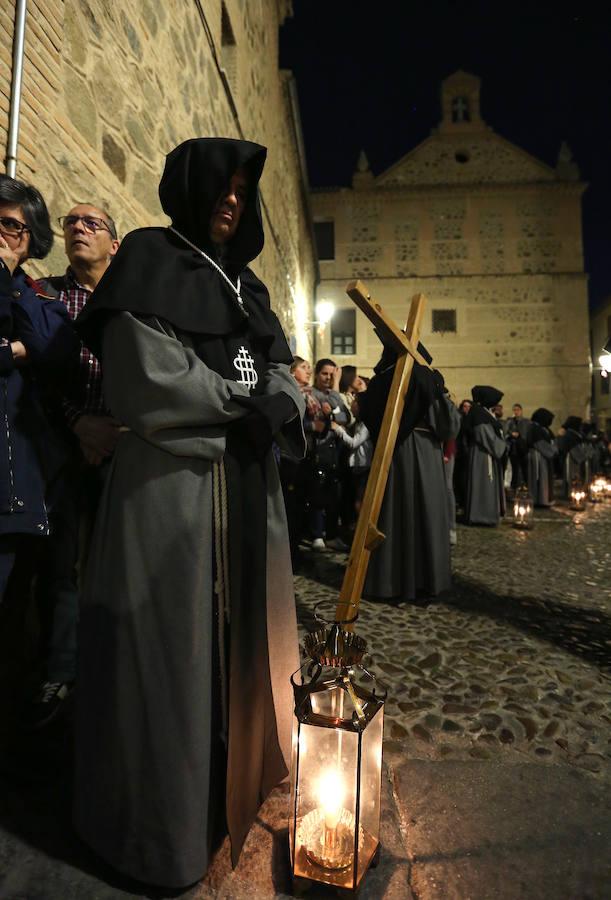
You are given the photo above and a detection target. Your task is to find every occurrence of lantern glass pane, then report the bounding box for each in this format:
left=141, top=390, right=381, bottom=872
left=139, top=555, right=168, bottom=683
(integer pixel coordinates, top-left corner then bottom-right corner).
left=292, top=720, right=359, bottom=888
left=289, top=716, right=300, bottom=862
left=357, top=705, right=384, bottom=882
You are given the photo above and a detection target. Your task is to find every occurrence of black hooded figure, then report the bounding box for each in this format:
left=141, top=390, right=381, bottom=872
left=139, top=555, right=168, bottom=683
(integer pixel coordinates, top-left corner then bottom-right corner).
left=463, top=385, right=507, bottom=525
left=74, top=139, right=306, bottom=887
left=358, top=342, right=461, bottom=602
left=526, top=408, right=558, bottom=506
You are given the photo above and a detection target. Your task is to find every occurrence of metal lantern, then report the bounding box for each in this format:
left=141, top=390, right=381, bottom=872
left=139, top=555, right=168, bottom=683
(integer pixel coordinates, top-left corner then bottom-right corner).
left=289, top=618, right=385, bottom=893
left=589, top=476, right=607, bottom=503
left=512, top=485, right=534, bottom=529
left=569, top=483, right=587, bottom=510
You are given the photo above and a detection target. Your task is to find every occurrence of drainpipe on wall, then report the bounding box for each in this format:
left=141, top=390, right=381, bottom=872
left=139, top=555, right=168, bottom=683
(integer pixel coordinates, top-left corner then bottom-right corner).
left=5, top=0, right=28, bottom=178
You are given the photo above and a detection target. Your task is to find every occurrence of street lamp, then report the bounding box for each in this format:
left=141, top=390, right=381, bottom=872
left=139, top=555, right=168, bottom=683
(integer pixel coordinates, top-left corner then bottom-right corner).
left=310, top=300, right=335, bottom=360
left=598, top=338, right=611, bottom=377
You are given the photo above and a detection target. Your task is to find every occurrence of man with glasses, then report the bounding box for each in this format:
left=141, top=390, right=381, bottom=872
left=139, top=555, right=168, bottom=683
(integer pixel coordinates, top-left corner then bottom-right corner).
left=24, top=204, right=120, bottom=729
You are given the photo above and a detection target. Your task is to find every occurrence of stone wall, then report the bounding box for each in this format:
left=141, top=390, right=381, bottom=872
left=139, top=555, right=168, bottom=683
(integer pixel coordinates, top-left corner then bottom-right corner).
left=0, top=0, right=316, bottom=354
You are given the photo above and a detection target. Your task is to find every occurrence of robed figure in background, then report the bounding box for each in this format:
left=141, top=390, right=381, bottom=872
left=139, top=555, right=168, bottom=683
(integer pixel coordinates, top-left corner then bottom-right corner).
left=463, top=385, right=507, bottom=526
left=557, top=416, right=587, bottom=499
left=526, top=407, right=557, bottom=507
left=74, top=138, right=305, bottom=888
left=360, top=344, right=460, bottom=603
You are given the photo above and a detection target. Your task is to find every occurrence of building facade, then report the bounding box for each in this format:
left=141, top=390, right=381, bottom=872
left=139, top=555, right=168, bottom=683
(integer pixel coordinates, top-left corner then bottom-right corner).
left=312, top=71, right=590, bottom=422
left=1, top=0, right=316, bottom=354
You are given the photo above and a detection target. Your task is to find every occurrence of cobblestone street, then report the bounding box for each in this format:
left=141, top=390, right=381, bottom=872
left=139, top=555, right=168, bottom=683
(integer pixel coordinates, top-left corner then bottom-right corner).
left=295, top=500, right=611, bottom=780
left=0, top=499, right=609, bottom=899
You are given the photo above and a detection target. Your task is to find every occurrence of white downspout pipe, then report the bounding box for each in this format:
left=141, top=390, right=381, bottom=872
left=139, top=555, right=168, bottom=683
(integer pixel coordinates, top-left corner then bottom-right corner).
left=6, top=0, right=28, bottom=178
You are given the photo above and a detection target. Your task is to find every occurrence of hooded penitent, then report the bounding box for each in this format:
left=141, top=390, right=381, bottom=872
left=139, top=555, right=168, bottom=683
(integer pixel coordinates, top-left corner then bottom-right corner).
left=73, top=139, right=304, bottom=888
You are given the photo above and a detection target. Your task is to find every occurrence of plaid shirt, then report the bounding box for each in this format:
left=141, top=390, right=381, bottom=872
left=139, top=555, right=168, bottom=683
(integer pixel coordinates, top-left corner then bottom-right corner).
left=54, top=267, right=106, bottom=426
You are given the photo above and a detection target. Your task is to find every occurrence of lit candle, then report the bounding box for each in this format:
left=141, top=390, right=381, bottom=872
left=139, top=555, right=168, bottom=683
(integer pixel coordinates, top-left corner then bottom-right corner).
left=319, top=769, right=344, bottom=831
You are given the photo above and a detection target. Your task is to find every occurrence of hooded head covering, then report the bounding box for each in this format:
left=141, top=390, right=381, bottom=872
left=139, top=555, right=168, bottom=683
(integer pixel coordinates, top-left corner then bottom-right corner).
left=77, top=138, right=290, bottom=361
left=471, top=385, right=503, bottom=409
left=531, top=407, right=554, bottom=428
left=159, top=138, right=266, bottom=275
left=562, top=416, right=582, bottom=432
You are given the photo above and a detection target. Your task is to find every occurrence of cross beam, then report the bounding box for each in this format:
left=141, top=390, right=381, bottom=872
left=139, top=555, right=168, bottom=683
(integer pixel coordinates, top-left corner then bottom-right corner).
left=335, top=281, right=428, bottom=625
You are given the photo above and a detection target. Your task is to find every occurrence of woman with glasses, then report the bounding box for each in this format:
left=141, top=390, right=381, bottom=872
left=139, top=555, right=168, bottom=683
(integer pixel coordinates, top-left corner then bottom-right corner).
left=0, top=174, right=78, bottom=603
left=75, top=138, right=305, bottom=888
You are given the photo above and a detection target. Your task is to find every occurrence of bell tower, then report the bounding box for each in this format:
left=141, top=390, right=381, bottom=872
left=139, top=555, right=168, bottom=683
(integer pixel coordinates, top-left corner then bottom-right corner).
left=438, top=70, right=485, bottom=134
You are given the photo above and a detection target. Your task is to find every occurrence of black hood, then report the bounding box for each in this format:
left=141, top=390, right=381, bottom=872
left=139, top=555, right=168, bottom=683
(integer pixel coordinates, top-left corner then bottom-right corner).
left=159, top=137, right=266, bottom=276
left=471, top=385, right=503, bottom=409
left=531, top=407, right=554, bottom=428
left=563, top=416, right=582, bottom=432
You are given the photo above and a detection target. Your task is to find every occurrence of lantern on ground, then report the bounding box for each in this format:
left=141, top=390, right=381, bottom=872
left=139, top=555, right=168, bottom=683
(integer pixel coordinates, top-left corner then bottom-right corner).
left=589, top=476, right=606, bottom=503
left=512, top=485, right=534, bottom=529
left=569, top=482, right=587, bottom=510
left=289, top=616, right=385, bottom=893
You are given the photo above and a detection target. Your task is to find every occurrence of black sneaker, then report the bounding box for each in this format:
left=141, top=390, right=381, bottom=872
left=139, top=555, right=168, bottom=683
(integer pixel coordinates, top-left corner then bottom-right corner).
left=22, top=681, right=74, bottom=730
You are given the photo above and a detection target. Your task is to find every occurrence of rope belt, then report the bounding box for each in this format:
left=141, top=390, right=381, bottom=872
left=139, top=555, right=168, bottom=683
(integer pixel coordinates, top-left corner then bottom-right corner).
left=212, top=460, right=230, bottom=746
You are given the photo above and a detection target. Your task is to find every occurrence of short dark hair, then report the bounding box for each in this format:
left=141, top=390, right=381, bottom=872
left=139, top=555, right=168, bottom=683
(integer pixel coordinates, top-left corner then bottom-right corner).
left=314, top=358, right=336, bottom=375
left=339, top=365, right=357, bottom=393
left=512, top=403, right=523, bottom=410
left=0, top=174, right=53, bottom=259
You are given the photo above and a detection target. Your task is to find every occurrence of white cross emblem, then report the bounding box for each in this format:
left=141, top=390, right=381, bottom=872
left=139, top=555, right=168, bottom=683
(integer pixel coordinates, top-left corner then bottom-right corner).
left=233, top=345, right=258, bottom=390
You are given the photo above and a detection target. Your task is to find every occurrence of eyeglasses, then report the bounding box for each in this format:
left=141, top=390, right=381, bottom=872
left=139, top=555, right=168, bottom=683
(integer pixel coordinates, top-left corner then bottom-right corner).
left=58, top=214, right=113, bottom=235
left=0, top=216, right=30, bottom=237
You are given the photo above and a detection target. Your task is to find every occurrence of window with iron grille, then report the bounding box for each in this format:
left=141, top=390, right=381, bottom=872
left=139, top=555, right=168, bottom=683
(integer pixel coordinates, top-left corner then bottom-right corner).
left=314, top=221, right=335, bottom=261
left=331, top=309, right=356, bottom=355
left=432, top=309, right=457, bottom=333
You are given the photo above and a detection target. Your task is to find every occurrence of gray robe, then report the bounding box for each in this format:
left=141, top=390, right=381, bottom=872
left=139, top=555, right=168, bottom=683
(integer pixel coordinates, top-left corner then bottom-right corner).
left=527, top=440, right=558, bottom=507
left=364, top=395, right=461, bottom=601
left=464, top=419, right=507, bottom=526
left=74, top=313, right=304, bottom=887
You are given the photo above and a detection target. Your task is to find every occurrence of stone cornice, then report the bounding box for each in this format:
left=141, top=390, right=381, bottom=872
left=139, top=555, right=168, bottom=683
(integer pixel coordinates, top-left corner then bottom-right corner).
left=311, top=180, right=587, bottom=199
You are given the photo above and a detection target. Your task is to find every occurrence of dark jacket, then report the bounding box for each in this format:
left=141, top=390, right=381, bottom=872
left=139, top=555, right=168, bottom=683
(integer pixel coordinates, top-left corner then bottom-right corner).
left=0, top=264, right=79, bottom=536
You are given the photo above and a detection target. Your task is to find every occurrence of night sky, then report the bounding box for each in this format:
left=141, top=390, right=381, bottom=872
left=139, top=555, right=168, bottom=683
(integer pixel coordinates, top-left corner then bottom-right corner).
left=280, top=2, right=611, bottom=310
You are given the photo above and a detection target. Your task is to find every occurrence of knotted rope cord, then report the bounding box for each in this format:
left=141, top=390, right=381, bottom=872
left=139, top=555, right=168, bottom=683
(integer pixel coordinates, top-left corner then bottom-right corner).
left=212, top=460, right=230, bottom=745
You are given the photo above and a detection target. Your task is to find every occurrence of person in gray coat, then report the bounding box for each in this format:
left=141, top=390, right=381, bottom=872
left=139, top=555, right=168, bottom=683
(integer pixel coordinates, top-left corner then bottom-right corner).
left=464, top=385, right=507, bottom=526
left=526, top=408, right=557, bottom=507
left=359, top=345, right=460, bottom=603
left=74, top=138, right=305, bottom=889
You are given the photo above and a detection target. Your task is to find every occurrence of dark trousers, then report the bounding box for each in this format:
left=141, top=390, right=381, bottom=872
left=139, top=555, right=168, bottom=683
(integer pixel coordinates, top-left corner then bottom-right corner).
left=0, top=535, right=20, bottom=602
left=36, top=461, right=108, bottom=683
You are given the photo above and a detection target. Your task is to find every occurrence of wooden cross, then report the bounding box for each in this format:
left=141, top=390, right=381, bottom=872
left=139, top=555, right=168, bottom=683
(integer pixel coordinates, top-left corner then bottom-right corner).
left=334, top=281, right=429, bottom=625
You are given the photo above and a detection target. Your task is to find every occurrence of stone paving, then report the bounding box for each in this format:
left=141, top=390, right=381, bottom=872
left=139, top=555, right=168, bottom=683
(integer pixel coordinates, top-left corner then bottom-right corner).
left=295, top=499, right=611, bottom=780
left=0, top=495, right=610, bottom=898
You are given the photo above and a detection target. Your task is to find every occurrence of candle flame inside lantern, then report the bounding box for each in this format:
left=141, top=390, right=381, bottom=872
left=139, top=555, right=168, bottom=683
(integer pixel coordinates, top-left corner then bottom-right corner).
left=319, top=769, right=345, bottom=830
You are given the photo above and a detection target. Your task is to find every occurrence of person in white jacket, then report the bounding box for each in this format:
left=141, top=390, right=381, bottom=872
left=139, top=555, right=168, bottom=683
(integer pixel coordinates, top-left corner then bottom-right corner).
left=331, top=394, right=373, bottom=518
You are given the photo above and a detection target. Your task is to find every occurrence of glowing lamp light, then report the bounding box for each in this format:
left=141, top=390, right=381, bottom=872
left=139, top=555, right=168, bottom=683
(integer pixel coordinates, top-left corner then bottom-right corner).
left=512, top=485, right=534, bottom=529
left=569, top=483, right=587, bottom=511
left=289, top=618, right=384, bottom=892
left=315, top=300, right=335, bottom=326
left=589, top=477, right=607, bottom=503
left=598, top=338, right=611, bottom=376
